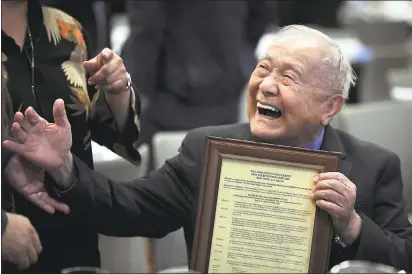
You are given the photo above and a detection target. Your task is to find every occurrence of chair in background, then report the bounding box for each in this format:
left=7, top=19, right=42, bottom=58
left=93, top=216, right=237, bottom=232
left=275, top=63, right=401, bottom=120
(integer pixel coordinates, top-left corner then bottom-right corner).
left=145, top=131, right=189, bottom=272
left=91, top=141, right=149, bottom=181
left=92, top=142, right=150, bottom=273
left=136, top=143, right=150, bottom=177
left=152, top=131, right=188, bottom=170
left=331, top=101, right=412, bottom=213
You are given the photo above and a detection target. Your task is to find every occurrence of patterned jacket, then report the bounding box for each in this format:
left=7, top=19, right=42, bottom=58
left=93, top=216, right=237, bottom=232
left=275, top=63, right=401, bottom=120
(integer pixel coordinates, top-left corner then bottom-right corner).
left=1, top=0, right=141, bottom=272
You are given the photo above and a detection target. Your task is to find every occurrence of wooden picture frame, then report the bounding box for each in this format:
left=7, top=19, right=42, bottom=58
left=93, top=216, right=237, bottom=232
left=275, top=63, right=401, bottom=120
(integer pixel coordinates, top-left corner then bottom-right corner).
left=190, top=137, right=341, bottom=273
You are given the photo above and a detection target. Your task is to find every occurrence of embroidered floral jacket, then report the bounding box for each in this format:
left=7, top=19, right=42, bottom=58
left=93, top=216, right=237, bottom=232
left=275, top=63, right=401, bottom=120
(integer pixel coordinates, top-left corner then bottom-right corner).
left=1, top=0, right=141, bottom=272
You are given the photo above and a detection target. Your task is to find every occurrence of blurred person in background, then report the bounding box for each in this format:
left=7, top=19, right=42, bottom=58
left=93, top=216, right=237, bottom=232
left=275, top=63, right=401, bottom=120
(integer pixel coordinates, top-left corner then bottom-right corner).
left=122, top=0, right=278, bottom=162
left=1, top=0, right=141, bottom=273
left=277, top=0, right=344, bottom=28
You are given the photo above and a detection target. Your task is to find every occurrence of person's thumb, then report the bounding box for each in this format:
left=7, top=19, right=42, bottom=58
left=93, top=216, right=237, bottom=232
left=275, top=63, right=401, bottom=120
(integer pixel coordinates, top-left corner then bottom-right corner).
left=53, top=99, right=70, bottom=128
left=83, top=56, right=99, bottom=74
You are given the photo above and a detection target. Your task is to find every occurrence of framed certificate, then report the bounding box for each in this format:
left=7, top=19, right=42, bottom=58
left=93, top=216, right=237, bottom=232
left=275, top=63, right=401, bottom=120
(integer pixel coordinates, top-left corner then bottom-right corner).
left=190, top=137, right=341, bottom=273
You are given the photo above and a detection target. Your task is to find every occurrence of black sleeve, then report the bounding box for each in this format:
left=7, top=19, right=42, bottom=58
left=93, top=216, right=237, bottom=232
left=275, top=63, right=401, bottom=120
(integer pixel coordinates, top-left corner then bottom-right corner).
left=343, top=154, right=412, bottom=272
left=53, top=129, right=201, bottom=238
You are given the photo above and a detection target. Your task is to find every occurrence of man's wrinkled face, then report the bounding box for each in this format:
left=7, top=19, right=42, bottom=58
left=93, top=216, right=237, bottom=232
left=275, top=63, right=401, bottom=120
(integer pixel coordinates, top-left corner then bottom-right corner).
left=248, top=36, right=342, bottom=146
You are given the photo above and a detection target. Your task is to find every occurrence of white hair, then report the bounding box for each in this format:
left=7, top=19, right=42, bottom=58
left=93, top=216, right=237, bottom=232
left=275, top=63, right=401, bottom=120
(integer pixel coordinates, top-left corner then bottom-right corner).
left=272, top=25, right=357, bottom=99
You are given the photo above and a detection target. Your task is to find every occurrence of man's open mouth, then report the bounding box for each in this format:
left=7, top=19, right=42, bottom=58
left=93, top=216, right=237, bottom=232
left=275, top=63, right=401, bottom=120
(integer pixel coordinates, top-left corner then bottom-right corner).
left=257, top=102, right=282, bottom=119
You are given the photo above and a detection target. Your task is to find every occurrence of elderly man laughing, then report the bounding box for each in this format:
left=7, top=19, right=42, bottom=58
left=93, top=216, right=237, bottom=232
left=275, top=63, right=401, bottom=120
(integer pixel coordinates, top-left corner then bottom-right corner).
left=4, top=25, right=412, bottom=272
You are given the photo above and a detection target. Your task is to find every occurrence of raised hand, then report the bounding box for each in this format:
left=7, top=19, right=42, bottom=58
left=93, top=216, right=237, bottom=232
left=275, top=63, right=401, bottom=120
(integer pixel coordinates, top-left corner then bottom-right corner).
left=3, top=99, right=72, bottom=170
left=2, top=101, right=71, bottom=214
left=83, top=47, right=129, bottom=94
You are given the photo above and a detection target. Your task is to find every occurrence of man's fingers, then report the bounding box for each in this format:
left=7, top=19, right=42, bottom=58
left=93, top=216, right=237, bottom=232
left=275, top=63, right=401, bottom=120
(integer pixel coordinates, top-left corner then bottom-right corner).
left=25, top=187, right=55, bottom=214
left=315, top=172, right=356, bottom=191
left=83, top=48, right=117, bottom=86
left=42, top=194, right=70, bottom=214
left=315, top=199, right=345, bottom=218
left=88, top=63, right=116, bottom=85
left=30, top=196, right=55, bottom=214
left=53, top=99, right=69, bottom=128
left=83, top=57, right=99, bottom=75
left=24, top=107, right=43, bottom=125
left=17, top=255, right=30, bottom=270
left=14, top=111, right=24, bottom=123
left=312, top=189, right=345, bottom=208
left=15, top=115, right=32, bottom=133
left=315, top=172, right=348, bottom=183
left=27, top=192, right=69, bottom=215
left=83, top=50, right=106, bottom=77
left=11, top=122, right=28, bottom=143
left=31, top=229, right=42, bottom=255
left=26, top=244, right=39, bottom=265
left=2, top=140, right=26, bottom=155
left=104, top=68, right=124, bottom=85
left=14, top=110, right=34, bottom=133
left=22, top=182, right=57, bottom=215
left=100, top=48, right=113, bottom=62
left=313, top=179, right=349, bottom=196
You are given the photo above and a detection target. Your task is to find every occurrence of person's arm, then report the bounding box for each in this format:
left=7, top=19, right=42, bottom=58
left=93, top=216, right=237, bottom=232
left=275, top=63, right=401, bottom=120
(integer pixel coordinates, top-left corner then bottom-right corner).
left=340, top=154, right=412, bottom=271
left=51, top=129, right=200, bottom=238
left=88, top=81, right=141, bottom=164
left=121, top=1, right=166, bottom=110
left=77, top=20, right=141, bottom=163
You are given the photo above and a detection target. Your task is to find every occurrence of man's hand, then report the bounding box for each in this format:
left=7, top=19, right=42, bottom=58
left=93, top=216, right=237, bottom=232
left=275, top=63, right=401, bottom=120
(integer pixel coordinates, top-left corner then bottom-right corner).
left=312, top=172, right=363, bottom=245
left=4, top=155, right=70, bottom=214
left=83, top=48, right=130, bottom=94
left=2, top=213, right=42, bottom=270
left=84, top=47, right=132, bottom=131
left=3, top=99, right=72, bottom=170
left=3, top=99, right=76, bottom=189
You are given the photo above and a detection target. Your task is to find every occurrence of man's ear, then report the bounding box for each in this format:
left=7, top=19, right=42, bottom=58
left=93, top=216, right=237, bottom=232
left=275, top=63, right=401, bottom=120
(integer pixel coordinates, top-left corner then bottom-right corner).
left=322, top=93, right=344, bottom=125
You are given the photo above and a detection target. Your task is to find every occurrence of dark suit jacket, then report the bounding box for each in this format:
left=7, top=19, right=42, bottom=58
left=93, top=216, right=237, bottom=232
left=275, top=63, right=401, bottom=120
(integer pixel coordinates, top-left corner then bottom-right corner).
left=56, top=123, right=412, bottom=271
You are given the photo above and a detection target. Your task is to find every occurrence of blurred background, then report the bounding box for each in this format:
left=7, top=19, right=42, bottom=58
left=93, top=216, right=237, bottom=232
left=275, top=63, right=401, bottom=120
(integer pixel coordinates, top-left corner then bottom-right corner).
left=39, top=0, right=412, bottom=273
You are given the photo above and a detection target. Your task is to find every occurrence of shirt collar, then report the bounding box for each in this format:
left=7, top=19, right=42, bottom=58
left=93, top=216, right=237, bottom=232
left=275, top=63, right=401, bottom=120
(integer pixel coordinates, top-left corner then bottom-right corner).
left=305, top=127, right=325, bottom=150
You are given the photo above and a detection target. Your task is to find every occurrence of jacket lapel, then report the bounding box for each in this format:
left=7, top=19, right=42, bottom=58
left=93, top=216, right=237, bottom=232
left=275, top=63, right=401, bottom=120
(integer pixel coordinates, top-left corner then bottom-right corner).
left=321, top=125, right=352, bottom=177
left=240, top=123, right=352, bottom=176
